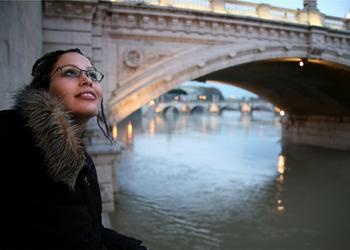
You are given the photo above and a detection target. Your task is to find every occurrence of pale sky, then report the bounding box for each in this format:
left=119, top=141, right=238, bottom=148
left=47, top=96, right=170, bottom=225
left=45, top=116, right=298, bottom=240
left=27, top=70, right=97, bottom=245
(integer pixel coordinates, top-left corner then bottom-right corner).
left=182, top=0, right=350, bottom=98
left=247, top=0, right=350, bottom=18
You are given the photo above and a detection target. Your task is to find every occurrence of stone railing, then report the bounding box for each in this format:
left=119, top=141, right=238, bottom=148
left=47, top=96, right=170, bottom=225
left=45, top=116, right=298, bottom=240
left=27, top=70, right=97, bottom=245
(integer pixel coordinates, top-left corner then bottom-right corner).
left=110, top=0, right=350, bottom=31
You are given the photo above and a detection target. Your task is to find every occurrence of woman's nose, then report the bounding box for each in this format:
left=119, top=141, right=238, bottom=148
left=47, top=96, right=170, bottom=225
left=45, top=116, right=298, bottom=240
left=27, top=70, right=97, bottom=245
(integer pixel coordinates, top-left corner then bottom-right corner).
left=79, top=73, right=93, bottom=86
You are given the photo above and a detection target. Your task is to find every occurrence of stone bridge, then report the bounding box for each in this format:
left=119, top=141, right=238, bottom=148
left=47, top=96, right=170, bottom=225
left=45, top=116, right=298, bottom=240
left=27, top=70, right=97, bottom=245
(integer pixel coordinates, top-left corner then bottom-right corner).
left=98, top=1, right=350, bottom=123
left=152, top=100, right=274, bottom=115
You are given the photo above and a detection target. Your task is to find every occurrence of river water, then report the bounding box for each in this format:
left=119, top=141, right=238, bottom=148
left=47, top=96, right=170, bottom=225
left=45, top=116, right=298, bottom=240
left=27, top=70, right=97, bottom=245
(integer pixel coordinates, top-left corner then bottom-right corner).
left=108, top=111, right=350, bottom=250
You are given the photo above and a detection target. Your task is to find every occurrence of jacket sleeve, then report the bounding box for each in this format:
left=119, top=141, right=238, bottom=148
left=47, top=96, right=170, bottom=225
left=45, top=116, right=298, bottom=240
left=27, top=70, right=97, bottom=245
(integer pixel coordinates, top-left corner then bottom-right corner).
left=83, top=154, right=149, bottom=250
left=27, top=201, right=108, bottom=250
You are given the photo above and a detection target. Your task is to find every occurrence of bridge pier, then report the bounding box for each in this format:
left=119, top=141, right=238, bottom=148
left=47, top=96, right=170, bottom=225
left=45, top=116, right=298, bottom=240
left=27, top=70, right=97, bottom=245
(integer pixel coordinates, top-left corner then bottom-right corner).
left=85, top=118, right=123, bottom=212
left=281, top=115, right=350, bottom=151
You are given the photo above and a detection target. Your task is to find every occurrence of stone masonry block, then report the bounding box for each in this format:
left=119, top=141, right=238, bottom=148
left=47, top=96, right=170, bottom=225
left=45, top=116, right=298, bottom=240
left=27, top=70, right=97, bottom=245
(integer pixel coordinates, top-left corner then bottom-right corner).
left=43, top=30, right=92, bottom=45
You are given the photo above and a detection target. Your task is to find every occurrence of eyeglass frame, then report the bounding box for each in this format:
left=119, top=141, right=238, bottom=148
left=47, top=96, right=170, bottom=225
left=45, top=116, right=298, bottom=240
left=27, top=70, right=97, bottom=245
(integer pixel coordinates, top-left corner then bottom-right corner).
left=52, top=64, right=104, bottom=83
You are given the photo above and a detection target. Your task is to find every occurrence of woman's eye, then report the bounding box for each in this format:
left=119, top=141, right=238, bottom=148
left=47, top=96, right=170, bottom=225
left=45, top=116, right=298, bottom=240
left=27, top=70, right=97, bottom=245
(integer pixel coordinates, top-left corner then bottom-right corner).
left=63, top=69, right=79, bottom=77
left=87, top=71, right=98, bottom=81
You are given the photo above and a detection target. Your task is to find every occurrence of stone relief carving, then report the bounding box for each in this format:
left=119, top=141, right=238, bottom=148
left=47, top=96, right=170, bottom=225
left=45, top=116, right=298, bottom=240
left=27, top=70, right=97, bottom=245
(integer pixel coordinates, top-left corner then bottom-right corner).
left=123, top=48, right=143, bottom=68
left=118, top=43, right=190, bottom=82
left=43, top=1, right=95, bottom=18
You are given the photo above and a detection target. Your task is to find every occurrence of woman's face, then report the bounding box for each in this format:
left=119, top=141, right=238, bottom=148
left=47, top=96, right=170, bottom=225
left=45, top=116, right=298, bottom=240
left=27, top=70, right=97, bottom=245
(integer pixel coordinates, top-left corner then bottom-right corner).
left=49, top=52, right=103, bottom=124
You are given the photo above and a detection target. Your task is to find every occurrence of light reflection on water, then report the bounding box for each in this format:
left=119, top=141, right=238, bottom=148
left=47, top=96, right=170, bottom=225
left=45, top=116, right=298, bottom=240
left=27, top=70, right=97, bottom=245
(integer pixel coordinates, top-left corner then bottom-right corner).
left=109, top=111, right=350, bottom=250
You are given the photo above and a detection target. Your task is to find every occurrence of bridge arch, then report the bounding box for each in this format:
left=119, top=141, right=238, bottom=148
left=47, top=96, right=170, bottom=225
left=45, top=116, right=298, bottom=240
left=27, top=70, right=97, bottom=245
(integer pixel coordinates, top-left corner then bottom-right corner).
left=220, top=106, right=240, bottom=113
left=190, top=106, right=206, bottom=114
left=163, top=106, right=180, bottom=117
left=109, top=41, right=350, bottom=122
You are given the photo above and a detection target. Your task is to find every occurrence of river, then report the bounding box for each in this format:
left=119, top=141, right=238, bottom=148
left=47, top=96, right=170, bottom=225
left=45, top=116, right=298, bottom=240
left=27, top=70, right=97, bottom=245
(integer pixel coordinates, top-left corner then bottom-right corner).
left=108, top=111, right=350, bottom=250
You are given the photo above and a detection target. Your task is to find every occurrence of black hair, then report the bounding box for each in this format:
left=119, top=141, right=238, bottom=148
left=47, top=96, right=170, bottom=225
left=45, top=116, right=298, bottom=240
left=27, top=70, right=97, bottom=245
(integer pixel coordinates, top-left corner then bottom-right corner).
left=30, top=48, right=113, bottom=143
left=30, top=48, right=83, bottom=90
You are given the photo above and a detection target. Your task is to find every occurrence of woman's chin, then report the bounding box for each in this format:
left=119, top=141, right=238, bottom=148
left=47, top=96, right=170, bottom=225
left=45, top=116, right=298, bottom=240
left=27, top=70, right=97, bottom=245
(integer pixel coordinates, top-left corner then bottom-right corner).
left=72, top=110, right=99, bottom=124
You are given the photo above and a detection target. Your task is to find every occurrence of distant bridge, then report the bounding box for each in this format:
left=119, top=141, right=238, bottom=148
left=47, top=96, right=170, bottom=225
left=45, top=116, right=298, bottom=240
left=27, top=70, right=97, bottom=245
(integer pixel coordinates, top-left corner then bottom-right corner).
left=149, top=99, right=275, bottom=115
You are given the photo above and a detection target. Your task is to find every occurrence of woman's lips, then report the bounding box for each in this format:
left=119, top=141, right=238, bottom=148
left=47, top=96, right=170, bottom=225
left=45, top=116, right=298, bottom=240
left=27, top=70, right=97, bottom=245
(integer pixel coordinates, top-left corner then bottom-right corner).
left=76, top=91, right=96, bottom=100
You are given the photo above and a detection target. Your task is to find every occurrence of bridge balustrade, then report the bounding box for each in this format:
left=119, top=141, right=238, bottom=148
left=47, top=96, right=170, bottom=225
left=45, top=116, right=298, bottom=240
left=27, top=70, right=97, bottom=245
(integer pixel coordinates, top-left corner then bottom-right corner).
left=111, top=0, right=349, bottom=31
left=224, top=1, right=257, bottom=17
left=324, top=16, right=347, bottom=30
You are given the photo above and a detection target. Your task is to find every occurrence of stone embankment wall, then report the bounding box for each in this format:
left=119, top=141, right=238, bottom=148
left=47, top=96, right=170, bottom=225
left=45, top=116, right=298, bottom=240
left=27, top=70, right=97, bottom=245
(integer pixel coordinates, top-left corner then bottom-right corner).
left=282, top=115, right=350, bottom=151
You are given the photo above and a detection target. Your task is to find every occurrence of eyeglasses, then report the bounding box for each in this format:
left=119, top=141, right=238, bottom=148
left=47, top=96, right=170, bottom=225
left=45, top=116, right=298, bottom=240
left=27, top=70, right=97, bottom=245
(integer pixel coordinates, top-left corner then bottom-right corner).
left=54, top=64, right=104, bottom=83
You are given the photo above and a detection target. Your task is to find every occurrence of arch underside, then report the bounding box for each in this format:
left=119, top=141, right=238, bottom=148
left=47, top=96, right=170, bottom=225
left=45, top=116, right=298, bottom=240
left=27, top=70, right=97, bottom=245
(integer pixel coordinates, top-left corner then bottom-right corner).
left=109, top=43, right=350, bottom=123
left=198, top=59, right=350, bottom=116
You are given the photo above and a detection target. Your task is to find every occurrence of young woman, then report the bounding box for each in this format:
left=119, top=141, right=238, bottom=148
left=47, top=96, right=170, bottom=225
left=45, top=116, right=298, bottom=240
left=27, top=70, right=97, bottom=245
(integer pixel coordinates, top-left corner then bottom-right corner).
left=0, top=49, right=149, bottom=250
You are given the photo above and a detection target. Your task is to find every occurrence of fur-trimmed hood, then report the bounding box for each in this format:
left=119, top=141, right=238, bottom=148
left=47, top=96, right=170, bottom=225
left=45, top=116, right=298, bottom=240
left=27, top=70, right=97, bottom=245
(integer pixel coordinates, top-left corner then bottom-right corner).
left=13, top=86, right=86, bottom=189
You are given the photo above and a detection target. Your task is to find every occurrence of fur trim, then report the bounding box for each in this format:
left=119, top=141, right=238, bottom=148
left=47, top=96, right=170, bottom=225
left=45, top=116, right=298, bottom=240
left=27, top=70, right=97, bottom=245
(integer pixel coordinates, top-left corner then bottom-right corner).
left=13, top=86, right=86, bottom=189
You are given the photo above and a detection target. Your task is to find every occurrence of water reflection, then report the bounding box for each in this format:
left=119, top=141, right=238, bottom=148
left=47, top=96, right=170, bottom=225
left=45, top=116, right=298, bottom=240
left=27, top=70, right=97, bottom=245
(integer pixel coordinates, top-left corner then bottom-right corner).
left=276, top=154, right=286, bottom=213
left=127, top=121, right=133, bottom=142
left=112, top=124, right=118, bottom=139
left=110, top=111, right=350, bottom=250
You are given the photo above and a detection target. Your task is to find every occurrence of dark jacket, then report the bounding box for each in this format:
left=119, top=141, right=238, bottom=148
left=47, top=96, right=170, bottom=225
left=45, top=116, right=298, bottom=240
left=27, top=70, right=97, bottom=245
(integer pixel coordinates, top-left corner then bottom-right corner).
left=0, top=87, right=146, bottom=250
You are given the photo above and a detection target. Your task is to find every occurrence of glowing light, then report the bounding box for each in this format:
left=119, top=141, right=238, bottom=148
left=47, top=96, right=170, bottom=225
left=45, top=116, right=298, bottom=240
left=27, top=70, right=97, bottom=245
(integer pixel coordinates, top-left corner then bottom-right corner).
left=181, top=105, right=189, bottom=113
left=209, top=103, right=219, bottom=113
left=241, top=103, right=251, bottom=113
left=277, top=199, right=285, bottom=212
left=149, top=100, right=155, bottom=106
left=280, top=110, right=285, bottom=116
left=127, top=121, right=133, bottom=140
left=155, top=106, right=162, bottom=113
left=148, top=119, right=155, bottom=136
left=198, top=95, right=207, bottom=101
left=299, top=61, right=304, bottom=67
left=277, top=155, right=285, bottom=174
left=112, top=124, right=118, bottom=139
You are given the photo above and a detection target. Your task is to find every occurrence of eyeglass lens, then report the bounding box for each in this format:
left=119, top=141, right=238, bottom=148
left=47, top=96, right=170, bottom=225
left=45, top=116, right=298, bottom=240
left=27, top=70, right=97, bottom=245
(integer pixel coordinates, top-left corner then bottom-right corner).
left=60, top=65, right=103, bottom=82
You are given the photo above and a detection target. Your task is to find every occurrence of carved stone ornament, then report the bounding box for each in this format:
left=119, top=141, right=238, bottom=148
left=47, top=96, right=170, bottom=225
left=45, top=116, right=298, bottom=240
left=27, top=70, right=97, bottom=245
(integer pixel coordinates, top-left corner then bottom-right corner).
left=43, top=1, right=95, bottom=19
left=123, top=48, right=143, bottom=68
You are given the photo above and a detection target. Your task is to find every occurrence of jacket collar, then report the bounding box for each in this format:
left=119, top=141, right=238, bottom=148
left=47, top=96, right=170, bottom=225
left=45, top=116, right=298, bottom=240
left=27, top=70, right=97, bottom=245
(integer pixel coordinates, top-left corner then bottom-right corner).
left=13, top=86, right=86, bottom=189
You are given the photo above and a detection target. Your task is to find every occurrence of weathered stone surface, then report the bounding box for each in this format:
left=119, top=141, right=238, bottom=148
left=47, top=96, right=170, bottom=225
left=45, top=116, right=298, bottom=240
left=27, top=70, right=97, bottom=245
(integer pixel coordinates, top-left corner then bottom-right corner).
left=0, top=1, right=42, bottom=110
left=282, top=115, right=350, bottom=151
left=85, top=118, right=123, bottom=212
